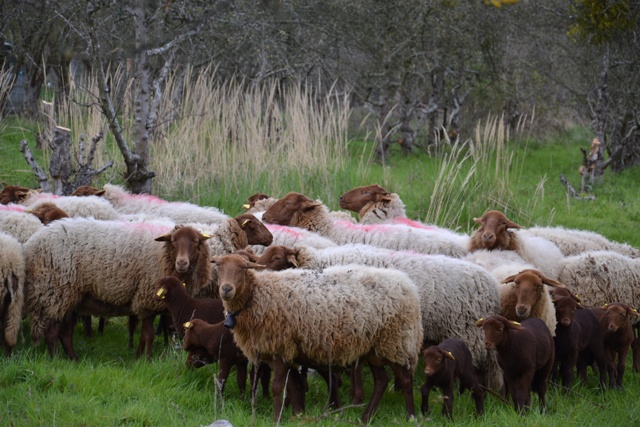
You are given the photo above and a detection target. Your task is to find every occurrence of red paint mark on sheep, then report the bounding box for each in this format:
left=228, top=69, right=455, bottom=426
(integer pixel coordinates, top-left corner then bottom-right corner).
left=0, top=204, right=27, bottom=213
left=266, top=224, right=304, bottom=238
left=392, top=217, right=438, bottom=230
left=334, top=220, right=397, bottom=233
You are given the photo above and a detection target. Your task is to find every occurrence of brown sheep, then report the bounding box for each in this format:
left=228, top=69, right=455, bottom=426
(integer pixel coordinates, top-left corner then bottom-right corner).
left=0, top=185, right=33, bottom=205
left=27, top=202, right=70, bottom=225
left=551, top=295, right=608, bottom=388
left=469, top=210, right=523, bottom=252
left=71, top=185, right=106, bottom=197
left=421, top=338, right=484, bottom=419
left=593, top=302, right=639, bottom=388
left=476, top=315, right=554, bottom=414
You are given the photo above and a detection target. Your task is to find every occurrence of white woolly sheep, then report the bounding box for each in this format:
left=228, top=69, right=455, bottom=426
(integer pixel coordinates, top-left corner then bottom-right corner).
left=519, top=226, right=640, bottom=258
left=255, top=243, right=503, bottom=391
left=0, top=205, right=43, bottom=243
left=0, top=232, right=26, bottom=356
left=100, top=183, right=229, bottom=225
left=469, top=210, right=565, bottom=279
left=212, top=253, right=423, bottom=424
left=24, top=218, right=213, bottom=360
left=262, top=192, right=468, bottom=258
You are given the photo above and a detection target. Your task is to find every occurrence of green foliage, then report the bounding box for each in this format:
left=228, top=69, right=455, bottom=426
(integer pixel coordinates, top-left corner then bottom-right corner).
left=568, top=0, right=637, bottom=45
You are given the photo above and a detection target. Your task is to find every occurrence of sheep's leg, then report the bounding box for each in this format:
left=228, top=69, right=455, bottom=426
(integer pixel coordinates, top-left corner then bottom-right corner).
left=98, top=317, right=106, bottom=335
left=314, top=367, right=341, bottom=409
left=390, top=364, right=416, bottom=421
left=361, top=364, right=389, bottom=424
left=128, top=316, right=138, bottom=349
left=615, top=350, right=628, bottom=388
left=560, top=352, right=578, bottom=388
left=286, top=367, right=306, bottom=416
left=270, top=358, right=290, bottom=423
left=349, top=363, right=364, bottom=404
left=419, top=380, right=432, bottom=415
left=44, top=321, right=62, bottom=358
left=217, top=358, right=232, bottom=396
left=135, top=315, right=155, bottom=360
left=59, top=314, right=79, bottom=361
left=460, top=374, right=485, bottom=416
left=632, top=325, right=640, bottom=372
left=251, top=363, right=271, bottom=400
left=236, top=359, right=248, bottom=397
left=82, top=315, right=93, bottom=338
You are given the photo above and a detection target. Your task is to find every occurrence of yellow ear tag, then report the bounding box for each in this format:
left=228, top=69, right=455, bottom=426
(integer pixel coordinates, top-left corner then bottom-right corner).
left=241, top=219, right=250, bottom=227
left=202, top=233, right=210, bottom=238
left=242, top=204, right=250, bottom=209
left=447, top=351, right=456, bottom=361
left=183, top=282, right=186, bottom=287
left=183, top=321, right=192, bottom=329
left=156, top=289, right=165, bottom=297
left=513, top=321, right=521, bottom=325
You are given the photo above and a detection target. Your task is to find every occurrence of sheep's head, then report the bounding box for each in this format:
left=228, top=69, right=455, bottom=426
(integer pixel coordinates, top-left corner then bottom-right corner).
left=422, top=346, right=455, bottom=377
left=262, top=192, right=321, bottom=226
left=476, top=315, right=524, bottom=349
left=156, top=226, right=211, bottom=274
left=256, top=245, right=300, bottom=270
left=601, top=303, right=639, bottom=333
left=552, top=296, right=582, bottom=327
left=472, top=210, right=522, bottom=250
left=243, top=193, right=271, bottom=210
left=72, top=185, right=106, bottom=197
left=549, top=287, right=582, bottom=305
left=338, top=184, right=391, bottom=213
left=502, top=269, right=564, bottom=319
left=234, top=213, right=273, bottom=246
left=182, top=319, right=207, bottom=351
left=155, top=276, right=185, bottom=300
left=0, top=185, right=32, bottom=205
left=211, top=254, right=266, bottom=302
left=28, top=202, right=69, bottom=225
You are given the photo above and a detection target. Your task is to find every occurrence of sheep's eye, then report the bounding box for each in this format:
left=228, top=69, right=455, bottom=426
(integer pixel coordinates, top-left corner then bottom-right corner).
left=536, top=285, right=542, bottom=290
left=286, top=202, right=292, bottom=207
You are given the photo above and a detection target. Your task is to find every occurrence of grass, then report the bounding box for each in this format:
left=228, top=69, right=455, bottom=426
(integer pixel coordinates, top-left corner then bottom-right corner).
left=1, top=72, right=640, bottom=425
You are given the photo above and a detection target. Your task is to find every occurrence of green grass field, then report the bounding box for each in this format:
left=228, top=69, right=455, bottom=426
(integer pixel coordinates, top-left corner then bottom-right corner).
left=1, top=106, right=640, bottom=426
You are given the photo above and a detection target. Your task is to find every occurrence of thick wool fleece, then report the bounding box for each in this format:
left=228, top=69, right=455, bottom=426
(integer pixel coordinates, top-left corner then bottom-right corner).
left=249, top=224, right=337, bottom=256
left=103, top=184, right=228, bottom=225
left=0, top=232, right=25, bottom=347
left=0, top=208, right=43, bottom=243
left=224, top=263, right=422, bottom=370
left=24, top=217, right=212, bottom=340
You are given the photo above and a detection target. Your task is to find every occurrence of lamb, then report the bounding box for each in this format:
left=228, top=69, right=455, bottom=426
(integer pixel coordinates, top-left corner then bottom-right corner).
left=519, top=225, right=640, bottom=258
left=182, top=319, right=250, bottom=396
left=262, top=192, right=468, bottom=258
left=499, top=269, right=564, bottom=336
left=420, top=338, right=485, bottom=419
left=0, top=232, right=26, bottom=357
left=551, top=294, right=608, bottom=388
left=24, top=218, right=213, bottom=360
left=212, top=253, right=423, bottom=423
left=0, top=205, right=43, bottom=243
left=476, top=315, right=555, bottom=413
left=593, top=302, right=639, bottom=388
left=98, top=183, right=229, bottom=225
left=253, top=244, right=503, bottom=391
left=27, top=201, right=70, bottom=224
left=469, top=210, right=565, bottom=279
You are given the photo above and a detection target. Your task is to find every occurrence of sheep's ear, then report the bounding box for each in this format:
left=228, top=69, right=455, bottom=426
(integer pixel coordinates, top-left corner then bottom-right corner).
left=602, top=303, right=609, bottom=309
left=504, top=319, right=525, bottom=330
left=473, top=217, right=483, bottom=224
left=444, top=351, right=456, bottom=361
left=199, top=232, right=212, bottom=241
left=625, top=305, right=640, bottom=317
left=537, top=273, right=564, bottom=288
left=576, top=302, right=584, bottom=310
left=475, top=318, right=485, bottom=327
left=211, top=256, right=223, bottom=265
left=183, top=321, right=193, bottom=330
left=245, top=261, right=267, bottom=270
left=15, top=190, right=29, bottom=199
left=287, top=253, right=299, bottom=268
left=300, top=199, right=321, bottom=211
left=505, top=219, right=522, bottom=229
left=376, top=193, right=393, bottom=203
left=501, top=274, right=517, bottom=284
left=154, top=233, right=172, bottom=242
left=240, top=219, right=250, bottom=228
left=95, top=190, right=106, bottom=197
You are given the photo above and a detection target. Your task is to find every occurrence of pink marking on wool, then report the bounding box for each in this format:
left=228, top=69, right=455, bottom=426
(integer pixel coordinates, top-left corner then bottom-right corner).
left=334, top=220, right=397, bottom=233
left=267, top=224, right=304, bottom=238
left=0, top=204, right=27, bottom=213
left=125, top=193, right=168, bottom=205
left=392, top=217, right=438, bottom=230
left=123, top=221, right=173, bottom=235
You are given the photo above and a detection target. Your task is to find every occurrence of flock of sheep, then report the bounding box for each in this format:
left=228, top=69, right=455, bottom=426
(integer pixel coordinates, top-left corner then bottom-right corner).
left=1, top=182, right=639, bottom=423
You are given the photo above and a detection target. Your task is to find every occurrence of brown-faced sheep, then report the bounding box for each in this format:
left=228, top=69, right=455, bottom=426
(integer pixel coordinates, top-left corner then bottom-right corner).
left=24, top=218, right=212, bottom=360
left=0, top=185, right=32, bottom=205
left=0, top=232, right=25, bottom=357
left=476, top=315, right=554, bottom=414
left=499, top=269, right=564, bottom=336
left=551, top=295, right=608, bottom=388
left=593, top=302, right=639, bottom=388
left=71, top=185, right=105, bottom=197
left=469, top=210, right=564, bottom=278
left=212, top=253, right=422, bottom=424
left=27, top=201, right=70, bottom=224
left=339, top=184, right=407, bottom=224
left=421, top=338, right=484, bottom=419
left=262, top=192, right=468, bottom=257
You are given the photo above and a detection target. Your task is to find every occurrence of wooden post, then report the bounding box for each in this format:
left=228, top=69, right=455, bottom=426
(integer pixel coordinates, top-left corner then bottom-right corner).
left=49, top=126, right=72, bottom=195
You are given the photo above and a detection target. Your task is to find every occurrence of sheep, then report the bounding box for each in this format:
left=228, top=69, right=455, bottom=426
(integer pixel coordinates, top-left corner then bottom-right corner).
left=242, top=193, right=277, bottom=217
left=248, top=223, right=337, bottom=256
left=469, top=210, right=565, bottom=279
left=339, top=184, right=407, bottom=224
left=262, top=192, right=468, bottom=258
left=0, top=232, right=26, bottom=357
left=24, top=218, right=213, bottom=360
left=212, top=253, right=423, bottom=424
left=476, top=315, right=555, bottom=414
left=253, top=244, right=503, bottom=392
left=0, top=185, right=32, bottom=205
left=182, top=319, right=250, bottom=396
left=499, top=269, right=564, bottom=336
left=71, top=185, right=105, bottom=197
left=99, top=183, right=229, bottom=225
left=593, top=302, right=639, bottom=388
left=551, top=295, right=608, bottom=388
left=0, top=205, right=43, bottom=243
left=420, top=338, right=485, bottom=419
left=519, top=225, right=640, bottom=258
left=27, top=201, right=70, bottom=224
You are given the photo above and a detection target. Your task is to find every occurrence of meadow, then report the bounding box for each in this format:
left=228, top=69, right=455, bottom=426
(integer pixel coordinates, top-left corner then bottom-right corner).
left=1, top=72, right=640, bottom=426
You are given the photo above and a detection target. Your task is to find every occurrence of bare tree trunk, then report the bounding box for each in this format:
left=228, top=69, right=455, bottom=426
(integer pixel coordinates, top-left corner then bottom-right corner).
left=590, top=44, right=609, bottom=178
left=49, top=126, right=72, bottom=195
